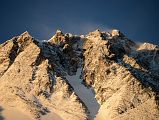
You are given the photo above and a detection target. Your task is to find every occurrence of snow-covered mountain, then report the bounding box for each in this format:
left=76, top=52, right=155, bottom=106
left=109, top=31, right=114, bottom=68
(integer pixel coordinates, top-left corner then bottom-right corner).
left=0, top=29, right=159, bottom=120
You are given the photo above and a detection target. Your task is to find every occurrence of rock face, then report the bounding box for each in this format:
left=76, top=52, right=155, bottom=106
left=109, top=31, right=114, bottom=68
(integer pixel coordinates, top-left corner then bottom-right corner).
left=0, top=32, right=87, bottom=120
left=0, top=29, right=159, bottom=120
left=83, top=30, right=159, bottom=120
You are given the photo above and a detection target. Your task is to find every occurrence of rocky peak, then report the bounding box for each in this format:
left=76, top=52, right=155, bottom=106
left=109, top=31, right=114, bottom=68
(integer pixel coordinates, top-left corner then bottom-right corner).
left=20, top=31, right=31, bottom=37
left=137, top=42, right=158, bottom=50
left=93, top=29, right=101, bottom=34
left=86, top=29, right=104, bottom=40
left=55, top=29, right=63, bottom=35
left=86, top=29, right=126, bottom=41
left=17, top=31, right=32, bottom=43
left=109, top=29, right=125, bottom=38
left=111, top=29, right=120, bottom=37
left=48, top=30, right=67, bottom=46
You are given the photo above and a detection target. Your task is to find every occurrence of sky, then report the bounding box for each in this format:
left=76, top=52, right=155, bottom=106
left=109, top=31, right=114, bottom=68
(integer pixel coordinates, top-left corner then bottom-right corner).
left=0, top=0, right=158, bottom=44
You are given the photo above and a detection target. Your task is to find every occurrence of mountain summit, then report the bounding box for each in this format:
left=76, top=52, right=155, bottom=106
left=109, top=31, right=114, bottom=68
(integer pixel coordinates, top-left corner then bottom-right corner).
left=0, top=29, right=159, bottom=120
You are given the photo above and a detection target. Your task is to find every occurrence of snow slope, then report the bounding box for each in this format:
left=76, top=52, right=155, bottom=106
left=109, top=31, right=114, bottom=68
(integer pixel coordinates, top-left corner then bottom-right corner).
left=66, top=68, right=100, bottom=120
left=0, top=104, right=62, bottom=120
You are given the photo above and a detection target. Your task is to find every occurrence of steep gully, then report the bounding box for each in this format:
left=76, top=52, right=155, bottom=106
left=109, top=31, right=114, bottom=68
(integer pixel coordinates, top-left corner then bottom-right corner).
left=66, top=68, right=100, bottom=120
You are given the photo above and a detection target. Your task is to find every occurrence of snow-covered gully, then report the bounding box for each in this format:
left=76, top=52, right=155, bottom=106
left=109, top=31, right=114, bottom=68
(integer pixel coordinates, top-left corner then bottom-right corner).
left=66, top=68, right=100, bottom=120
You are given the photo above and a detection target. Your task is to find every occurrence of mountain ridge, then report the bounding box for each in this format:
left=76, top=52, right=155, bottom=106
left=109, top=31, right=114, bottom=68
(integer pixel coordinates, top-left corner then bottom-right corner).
left=0, top=29, right=159, bottom=120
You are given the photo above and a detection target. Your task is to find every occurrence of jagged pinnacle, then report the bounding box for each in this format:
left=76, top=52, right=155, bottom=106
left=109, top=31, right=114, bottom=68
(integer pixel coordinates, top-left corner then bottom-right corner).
left=56, top=29, right=63, bottom=35
left=20, top=31, right=31, bottom=37
left=16, top=31, right=32, bottom=43
left=111, top=29, right=120, bottom=37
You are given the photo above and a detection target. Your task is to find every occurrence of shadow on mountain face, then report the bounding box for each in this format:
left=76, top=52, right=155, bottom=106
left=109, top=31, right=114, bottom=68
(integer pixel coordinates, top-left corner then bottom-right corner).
left=0, top=107, right=4, bottom=120
left=107, top=37, right=159, bottom=92
left=119, top=48, right=159, bottom=92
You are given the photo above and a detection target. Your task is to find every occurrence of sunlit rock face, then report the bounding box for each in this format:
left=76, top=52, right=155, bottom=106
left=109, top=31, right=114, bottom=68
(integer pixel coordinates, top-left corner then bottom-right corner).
left=83, top=29, right=159, bottom=120
left=0, top=29, right=159, bottom=120
left=0, top=31, right=87, bottom=120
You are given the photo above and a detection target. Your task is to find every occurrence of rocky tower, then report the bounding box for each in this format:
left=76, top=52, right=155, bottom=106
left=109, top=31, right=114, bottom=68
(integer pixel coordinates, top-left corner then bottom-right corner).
left=0, top=29, right=159, bottom=120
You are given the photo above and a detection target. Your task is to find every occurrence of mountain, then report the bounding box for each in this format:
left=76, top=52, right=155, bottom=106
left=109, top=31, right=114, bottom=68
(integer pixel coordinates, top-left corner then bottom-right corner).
left=0, top=29, right=159, bottom=120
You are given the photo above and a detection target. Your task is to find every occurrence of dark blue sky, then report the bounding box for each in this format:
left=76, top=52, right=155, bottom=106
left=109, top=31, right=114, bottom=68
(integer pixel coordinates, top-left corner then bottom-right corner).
left=0, top=0, right=158, bottom=44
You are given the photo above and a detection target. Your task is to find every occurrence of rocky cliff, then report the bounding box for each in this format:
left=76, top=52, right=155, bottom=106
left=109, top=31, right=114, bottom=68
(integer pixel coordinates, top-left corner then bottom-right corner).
left=0, top=29, right=159, bottom=120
